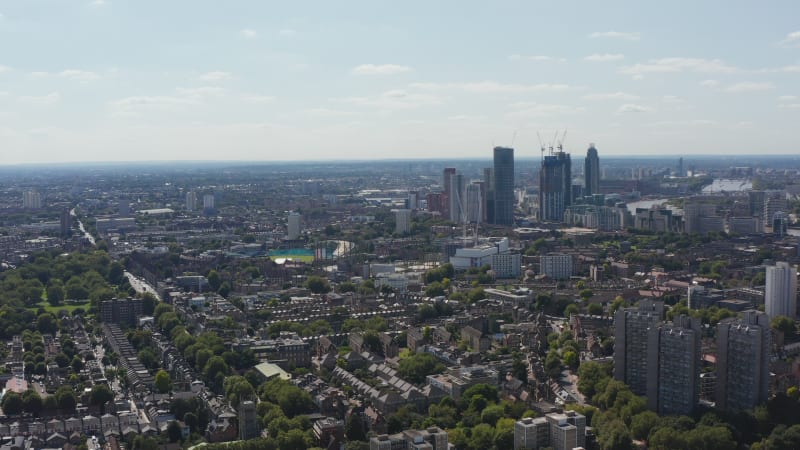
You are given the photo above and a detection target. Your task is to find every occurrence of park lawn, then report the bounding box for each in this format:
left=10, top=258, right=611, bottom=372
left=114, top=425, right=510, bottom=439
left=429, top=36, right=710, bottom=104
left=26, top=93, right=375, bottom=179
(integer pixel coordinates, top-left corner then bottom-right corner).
left=29, top=300, right=90, bottom=314
left=269, top=254, right=315, bottom=263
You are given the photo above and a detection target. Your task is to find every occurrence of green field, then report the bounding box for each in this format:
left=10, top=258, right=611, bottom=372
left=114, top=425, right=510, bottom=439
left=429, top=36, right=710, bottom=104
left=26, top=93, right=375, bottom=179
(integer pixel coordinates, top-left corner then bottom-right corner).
left=268, top=249, right=315, bottom=263
left=29, top=300, right=90, bottom=314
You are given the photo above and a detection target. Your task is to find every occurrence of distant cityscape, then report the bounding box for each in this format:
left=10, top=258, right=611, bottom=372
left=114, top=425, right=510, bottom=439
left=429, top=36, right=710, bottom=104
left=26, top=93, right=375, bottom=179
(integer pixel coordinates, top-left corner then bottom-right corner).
left=0, top=148, right=798, bottom=450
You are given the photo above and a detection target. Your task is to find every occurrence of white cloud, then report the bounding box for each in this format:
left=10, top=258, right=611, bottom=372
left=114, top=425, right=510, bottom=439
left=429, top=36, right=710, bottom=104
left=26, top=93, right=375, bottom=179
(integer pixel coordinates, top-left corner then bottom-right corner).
left=410, top=81, right=571, bottom=94
left=239, top=29, right=257, bottom=39
left=662, top=95, right=685, bottom=103
left=779, top=95, right=798, bottom=101
left=617, top=103, right=654, bottom=113
left=334, top=89, right=441, bottom=110
left=175, top=86, right=225, bottom=98
left=779, top=31, right=800, bottom=47
left=701, top=79, right=720, bottom=87
left=584, top=53, right=625, bottom=62
left=351, top=64, right=412, bottom=75
left=242, top=94, right=275, bottom=103
left=0, top=65, right=9, bottom=73
left=724, top=82, right=774, bottom=93
left=508, top=54, right=566, bottom=62
left=111, top=95, right=196, bottom=111
left=505, top=103, right=586, bottom=119
left=303, top=107, right=356, bottom=117
left=91, top=0, right=106, bottom=6
left=779, top=65, right=800, bottom=73
left=279, top=29, right=297, bottom=37
left=198, top=71, right=232, bottom=82
left=582, top=92, right=640, bottom=101
left=59, top=69, right=100, bottom=82
left=30, top=71, right=48, bottom=77
left=19, top=92, right=61, bottom=105
left=589, top=31, right=640, bottom=41
left=779, top=103, right=800, bottom=109
left=620, top=58, right=736, bottom=77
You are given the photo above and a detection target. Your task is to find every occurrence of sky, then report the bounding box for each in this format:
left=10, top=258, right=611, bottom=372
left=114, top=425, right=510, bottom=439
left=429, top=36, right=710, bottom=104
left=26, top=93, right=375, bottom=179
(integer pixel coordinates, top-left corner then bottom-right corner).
left=0, top=0, right=798, bottom=164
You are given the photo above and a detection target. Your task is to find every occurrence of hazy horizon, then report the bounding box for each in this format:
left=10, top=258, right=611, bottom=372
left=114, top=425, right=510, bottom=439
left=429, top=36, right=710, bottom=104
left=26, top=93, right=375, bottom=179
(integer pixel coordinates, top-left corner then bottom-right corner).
left=0, top=1, right=798, bottom=163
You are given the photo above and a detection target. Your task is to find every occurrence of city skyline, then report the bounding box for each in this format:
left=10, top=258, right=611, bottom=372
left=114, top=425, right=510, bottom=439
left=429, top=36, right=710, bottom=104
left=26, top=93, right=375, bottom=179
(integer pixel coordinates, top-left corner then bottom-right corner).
left=0, top=1, right=799, bottom=164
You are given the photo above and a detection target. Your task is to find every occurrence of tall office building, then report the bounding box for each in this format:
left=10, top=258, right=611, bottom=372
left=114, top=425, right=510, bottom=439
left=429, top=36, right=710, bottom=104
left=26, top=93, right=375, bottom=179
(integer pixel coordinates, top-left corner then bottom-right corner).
left=60, top=209, right=72, bottom=238
left=646, top=315, right=701, bottom=415
left=614, top=300, right=665, bottom=396
left=442, top=168, right=456, bottom=220
left=22, top=190, right=42, bottom=209
left=716, top=310, right=770, bottom=411
left=493, top=146, right=515, bottom=226
left=465, top=183, right=483, bottom=223
left=765, top=262, right=798, bottom=318
left=483, top=168, right=495, bottom=224
left=186, top=191, right=197, bottom=211
left=395, top=209, right=412, bottom=234
left=287, top=212, right=302, bottom=240
left=449, top=173, right=466, bottom=223
left=203, top=194, right=215, bottom=210
left=584, top=144, right=600, bottom=196
left=539, top=151, right=572, bottom=222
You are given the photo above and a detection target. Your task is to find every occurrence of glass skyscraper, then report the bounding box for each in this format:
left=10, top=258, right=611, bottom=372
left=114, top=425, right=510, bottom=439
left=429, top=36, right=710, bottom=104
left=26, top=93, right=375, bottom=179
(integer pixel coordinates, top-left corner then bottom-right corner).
left=492, top=147, right=514, bottom=226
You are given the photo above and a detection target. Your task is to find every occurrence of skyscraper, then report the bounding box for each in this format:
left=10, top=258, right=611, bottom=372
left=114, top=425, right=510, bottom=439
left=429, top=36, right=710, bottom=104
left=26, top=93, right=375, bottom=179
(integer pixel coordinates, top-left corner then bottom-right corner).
left=493, top=147, right=515, bottom=226
left=287, top=212, right=302, bottom=240
left=483, top=168, right=494, bottom=224
left=765, top=261, right=798, bottom=318
left=646, top=315, right=701, bottom=415
left=539, top=151, right=572, bottom=222
left=614, top=300, right=664, bottom=396
left=716, top=310, right=770, bottom=411
left=449, top=172, right=466, bottom=223
left=186, top=191, right=197, bottom=211
left=442, top=168, right=456, bottom=220
left=584, top=144, right=600, bottom=196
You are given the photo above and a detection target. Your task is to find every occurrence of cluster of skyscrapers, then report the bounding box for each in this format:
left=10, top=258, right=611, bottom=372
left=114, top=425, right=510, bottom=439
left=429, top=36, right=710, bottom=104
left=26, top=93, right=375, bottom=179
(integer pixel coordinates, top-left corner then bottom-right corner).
left=539, top=143, right=601, bottom=223
left=429, top=146, right=515, bottom=226
left=614, top=300, right=771, bottom=415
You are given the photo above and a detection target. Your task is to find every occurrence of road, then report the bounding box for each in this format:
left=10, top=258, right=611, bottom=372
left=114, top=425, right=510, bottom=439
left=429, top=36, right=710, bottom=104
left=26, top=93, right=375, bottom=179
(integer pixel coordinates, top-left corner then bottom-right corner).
left=70, top=208, right=96, bottom=245
left=125, top=271, right=160, bottom=299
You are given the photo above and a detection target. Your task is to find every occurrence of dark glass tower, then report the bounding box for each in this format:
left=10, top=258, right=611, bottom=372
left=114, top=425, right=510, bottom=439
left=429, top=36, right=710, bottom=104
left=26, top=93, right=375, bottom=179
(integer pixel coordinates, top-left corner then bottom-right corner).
left=584, top=144, right=600, bottom=196
left=539, top=151, right=572, bottom=222
left=492, top=147, right=514, bottom=226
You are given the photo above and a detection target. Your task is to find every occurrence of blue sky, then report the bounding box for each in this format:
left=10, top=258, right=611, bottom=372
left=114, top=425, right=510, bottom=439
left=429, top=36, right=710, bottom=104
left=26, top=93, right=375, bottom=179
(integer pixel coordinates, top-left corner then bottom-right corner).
left=0, top=0, right=798, bottom=163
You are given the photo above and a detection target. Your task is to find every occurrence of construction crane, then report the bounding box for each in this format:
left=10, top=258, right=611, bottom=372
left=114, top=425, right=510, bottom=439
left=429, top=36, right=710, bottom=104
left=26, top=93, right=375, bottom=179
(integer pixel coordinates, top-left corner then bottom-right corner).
left=537, top=132, right=546, bottom=160
left=557, top=130, right=568, bottom=152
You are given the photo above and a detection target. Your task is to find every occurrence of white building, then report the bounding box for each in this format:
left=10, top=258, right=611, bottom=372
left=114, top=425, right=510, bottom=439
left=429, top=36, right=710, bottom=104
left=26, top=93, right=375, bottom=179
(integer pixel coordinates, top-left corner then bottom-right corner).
left=203, top=194, right=215, bottom=210
left=23, top=190, right=42, bottom=209
left=395, top=209, right=412, bottom=234
left=375, top=273, right=409, bottom=293
left=765, top=261, right=798, bottom=318
left=491, top=252, right=521, bottom=279
left=186, top=191, right=197, bottom=211
left=450, top=238, right=509, bottom=270
left=540, top=254, right=573, bottom=280
left=287, top=212, right=302, bottom=240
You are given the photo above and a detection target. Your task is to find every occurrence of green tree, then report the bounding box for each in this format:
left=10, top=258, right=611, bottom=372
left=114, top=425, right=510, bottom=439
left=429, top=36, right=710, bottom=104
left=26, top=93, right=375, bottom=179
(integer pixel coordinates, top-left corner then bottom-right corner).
left=55, top=386, right=77, bottom=411
left=90, top=384, right=114, bottom=409
left=398, top=353, right=445, bottom=383
left=21, top=390, right=43, bottom=416
left=345, top=414, right=367, bottom=441
left=469, top=423, right=495, bottom=450
left=771, top=315, right=797, bottom=337
left=155, top=370, right=171, bottom=394
left=207, top=270, right=221, bottom=292
left=167, top=421, right=183, bottom=442
left=1, top=391, right=23, bottom=415
left=46, top=284, right=65, bottom=306
left=305, top=276, right=331, bottom=294
left=223, top=376, right=256, bottom=406
left=630, top=411, right=658, bottom=440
